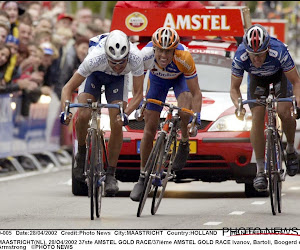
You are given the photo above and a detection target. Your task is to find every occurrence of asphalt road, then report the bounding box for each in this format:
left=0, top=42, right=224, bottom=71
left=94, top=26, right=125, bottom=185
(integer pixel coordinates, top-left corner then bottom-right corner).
left=1, top=166, right=300, bottom=229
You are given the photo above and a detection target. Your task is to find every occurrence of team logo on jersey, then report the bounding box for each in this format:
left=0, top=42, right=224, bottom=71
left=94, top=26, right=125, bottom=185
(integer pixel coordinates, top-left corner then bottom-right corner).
left=125, top=12, right=148, bottom=32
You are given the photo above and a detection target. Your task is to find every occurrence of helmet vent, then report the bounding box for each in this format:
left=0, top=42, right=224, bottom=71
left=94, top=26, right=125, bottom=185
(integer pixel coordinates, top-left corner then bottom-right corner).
left=116, top=43, right=120, bottom=49
left=109, top=46, right=115, bottom=55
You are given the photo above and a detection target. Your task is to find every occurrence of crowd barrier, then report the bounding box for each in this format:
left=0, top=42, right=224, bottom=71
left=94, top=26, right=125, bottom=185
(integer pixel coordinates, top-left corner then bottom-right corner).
left=0, top=92, right=72, bottom=173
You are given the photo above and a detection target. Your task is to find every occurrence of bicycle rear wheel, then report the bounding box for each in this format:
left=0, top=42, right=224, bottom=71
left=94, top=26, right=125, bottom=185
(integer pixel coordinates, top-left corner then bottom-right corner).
left=266, top=130, right=277, bottom=215
left=151, top=135, right=176, bottom=215
left=137, top=133, right=165, bottom=217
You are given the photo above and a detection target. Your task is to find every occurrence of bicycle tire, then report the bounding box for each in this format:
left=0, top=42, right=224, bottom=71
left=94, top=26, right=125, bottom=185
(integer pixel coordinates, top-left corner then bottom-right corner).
left=151, top=134, right=177, bottom=215
left=266, top=129, right=277, bottom=215
left=276, top=133, right=283, bottom=213
left=88, top=129, right=98, bottom=220
left=96, top=133, right=106, bottom=218
left=137, top=133, right=166, bottom=217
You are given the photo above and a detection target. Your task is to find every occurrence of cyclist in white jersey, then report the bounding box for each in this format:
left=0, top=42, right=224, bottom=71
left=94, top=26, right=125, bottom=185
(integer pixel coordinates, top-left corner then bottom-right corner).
left=61, top=30, right=144, bottom=196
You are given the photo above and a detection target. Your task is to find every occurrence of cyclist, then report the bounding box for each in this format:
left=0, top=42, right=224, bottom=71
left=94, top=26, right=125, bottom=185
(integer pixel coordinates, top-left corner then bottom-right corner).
left=230, top=24, right=300, bottom=191
left=130, top=27, right=202, bottom=201
left=61, top=30, right=144, bottom=196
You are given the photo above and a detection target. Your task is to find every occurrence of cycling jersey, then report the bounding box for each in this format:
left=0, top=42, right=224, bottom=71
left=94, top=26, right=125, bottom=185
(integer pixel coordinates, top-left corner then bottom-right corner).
left=142, top=41, right=197, bottom=80
left=232, top=37, right=295, bottom=78
left=77, top=34, right=144, bottom=78
left=141, top=41, right=197, bottom=111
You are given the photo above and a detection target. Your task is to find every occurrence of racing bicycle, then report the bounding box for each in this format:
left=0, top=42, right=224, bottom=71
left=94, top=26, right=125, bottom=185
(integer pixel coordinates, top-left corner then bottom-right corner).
left=237, top=83, right=298, bottom=215
left=63, top=99, right=123, bottom=220
left=136, top=98, right=197, bottom=217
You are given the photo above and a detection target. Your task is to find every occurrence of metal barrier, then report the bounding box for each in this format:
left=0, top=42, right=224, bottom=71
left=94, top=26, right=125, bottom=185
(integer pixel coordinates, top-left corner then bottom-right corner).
left=0, top=92, right=71, bottom=174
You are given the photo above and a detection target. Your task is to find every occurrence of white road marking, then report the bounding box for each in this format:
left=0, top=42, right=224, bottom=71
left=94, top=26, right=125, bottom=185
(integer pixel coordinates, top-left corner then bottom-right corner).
left=229, top=211, right=245, bottom=215
left=203, top=222, right=222, bottom=226
left=288, top=186, right=300, bottom=190
left=251, top=201, right=266, bottom=205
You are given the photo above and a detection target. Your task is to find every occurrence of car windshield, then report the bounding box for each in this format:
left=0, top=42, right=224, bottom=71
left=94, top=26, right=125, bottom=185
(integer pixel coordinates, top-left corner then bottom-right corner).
left=128, top=52, right=248, bottom=94
left=192, top=53, right=248, bottom=93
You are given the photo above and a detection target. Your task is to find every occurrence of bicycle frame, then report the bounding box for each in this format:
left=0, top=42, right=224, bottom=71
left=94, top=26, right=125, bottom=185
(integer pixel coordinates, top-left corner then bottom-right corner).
left=137, top=98, right=196, bottom=217
left=64, top=99, right=121, bottom=220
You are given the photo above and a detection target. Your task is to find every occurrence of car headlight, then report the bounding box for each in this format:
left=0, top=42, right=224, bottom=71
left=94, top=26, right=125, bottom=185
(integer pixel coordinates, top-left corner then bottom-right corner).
left=208, top=114, right=252, bottom=132
left=99, top=114, right=127, bottom=132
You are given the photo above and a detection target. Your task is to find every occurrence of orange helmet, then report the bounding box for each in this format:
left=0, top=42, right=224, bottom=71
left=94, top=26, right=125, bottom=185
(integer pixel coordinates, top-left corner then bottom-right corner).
left=152, top=27, right=180, bottom=50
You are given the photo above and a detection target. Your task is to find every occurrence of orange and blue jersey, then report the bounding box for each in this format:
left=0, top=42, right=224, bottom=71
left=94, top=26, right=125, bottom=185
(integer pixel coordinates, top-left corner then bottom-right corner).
left=141, top=41, right=197, bottom=112
left=142, top=41, right=197, bottom=80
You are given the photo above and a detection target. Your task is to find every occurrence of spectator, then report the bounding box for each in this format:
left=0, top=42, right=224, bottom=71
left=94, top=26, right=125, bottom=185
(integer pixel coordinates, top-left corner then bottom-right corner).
left=38, top=42, right=59, bottom=96
left=34, top=29, right=52, bottom=45
left=34, top=16, right=53, bottom=32
left=55, top=13, right=73, bottom=30
left=52, top=26, right=73, bottom=71
left=5, top=34, right=18, bottom=55
left=56, top=36, right=89, bottom=99
left=0, top=9, right=10, bottom=24
left=0, top=43, right=37, bottom=94
left=0, top=43, right=10, bottom=84
left=0, top=21, right=9, bottom=46
left=75, top=8, right=92, bottom=25
left=102, top=18, right=111, bottom=33
left=2, top=1, right=25, bottom=36
left=18, top=19, right=33, bottom=46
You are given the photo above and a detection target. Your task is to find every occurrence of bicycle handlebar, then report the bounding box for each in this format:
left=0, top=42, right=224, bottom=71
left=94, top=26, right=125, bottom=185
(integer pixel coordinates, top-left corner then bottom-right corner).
left=237, top=95, right=298, bottom=118
left=62, top=99, right=121, bottom=124
left=146, top=98, right=195, bottom=116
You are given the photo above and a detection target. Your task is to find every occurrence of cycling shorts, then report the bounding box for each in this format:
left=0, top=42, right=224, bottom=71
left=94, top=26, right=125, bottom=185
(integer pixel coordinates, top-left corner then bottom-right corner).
left=145, top=73, right=190, bottom=112
left=247, top=69, right=293, bottom=109
left=78, top=71, right=129, bottom=103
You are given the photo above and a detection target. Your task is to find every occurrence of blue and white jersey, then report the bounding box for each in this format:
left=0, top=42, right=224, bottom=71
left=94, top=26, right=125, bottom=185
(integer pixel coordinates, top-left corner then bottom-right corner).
left=232, top=37, right=295, bottom=78
left=77, top=34, right=144, bottom=77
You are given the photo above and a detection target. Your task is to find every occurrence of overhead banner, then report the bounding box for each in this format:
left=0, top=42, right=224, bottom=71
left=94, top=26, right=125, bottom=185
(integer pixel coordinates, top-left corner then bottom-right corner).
left=252, top=19, right=287, bottom=43
left=111, top=8, right=247, bottom=37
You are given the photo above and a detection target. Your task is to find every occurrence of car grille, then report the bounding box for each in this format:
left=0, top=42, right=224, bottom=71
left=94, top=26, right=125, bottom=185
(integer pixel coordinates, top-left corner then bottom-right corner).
left=127, top=119, right=211, bottom=131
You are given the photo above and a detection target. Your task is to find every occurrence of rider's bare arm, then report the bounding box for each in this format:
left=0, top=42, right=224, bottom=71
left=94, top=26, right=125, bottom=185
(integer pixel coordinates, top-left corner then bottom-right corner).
left=124, top=74, right=144, bottom=115
left=61, top=71, right=86, bottom=111
left=186, top=76, right=202, bottom=113
left=284, top=68, right=300, bottom=107
left=230, top=74, right=243, bottom=108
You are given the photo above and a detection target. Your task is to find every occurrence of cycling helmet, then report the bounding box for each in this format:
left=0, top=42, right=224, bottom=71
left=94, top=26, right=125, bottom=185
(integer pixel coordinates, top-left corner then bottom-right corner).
left=105, top=30, right=130, bottom=61
left=152, top=27, right=180, bottom=50
left=243, top=24, right=270, bottom=53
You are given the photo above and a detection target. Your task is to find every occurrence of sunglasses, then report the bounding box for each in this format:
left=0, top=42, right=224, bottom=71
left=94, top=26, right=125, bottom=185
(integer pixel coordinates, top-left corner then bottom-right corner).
left=246, top=48, right=268, bottom=56
left=107, top=57, right=128, bottom=65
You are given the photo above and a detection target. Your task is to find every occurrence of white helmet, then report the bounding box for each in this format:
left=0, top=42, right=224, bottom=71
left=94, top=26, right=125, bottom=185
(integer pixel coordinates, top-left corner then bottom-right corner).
left=105, top=30, right=130, bottom=61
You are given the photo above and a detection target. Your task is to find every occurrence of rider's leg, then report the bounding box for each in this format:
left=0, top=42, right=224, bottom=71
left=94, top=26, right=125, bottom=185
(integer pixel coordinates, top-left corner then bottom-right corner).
left=74, top=93, right=95, bottom=181
left=250, top=105, right=268, bottom=191
left=104, top=100, right=127, bottom=196
left=277, top=102, right=299, bottom=176
left=130, top=109, right=160, bottom=201
left=172, top=91, right=193, bottom=171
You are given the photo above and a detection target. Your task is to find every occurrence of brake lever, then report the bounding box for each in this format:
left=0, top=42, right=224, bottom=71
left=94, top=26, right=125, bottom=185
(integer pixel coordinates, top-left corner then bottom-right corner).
left=292, top=95, right=297, bottom=117
left=189, top=113, right=197, bottom=137
left=64, top=100, right=70, bottom=121
left=237, top=97, right=242, bottom=117
left=119, top=102, right=124, bottom=122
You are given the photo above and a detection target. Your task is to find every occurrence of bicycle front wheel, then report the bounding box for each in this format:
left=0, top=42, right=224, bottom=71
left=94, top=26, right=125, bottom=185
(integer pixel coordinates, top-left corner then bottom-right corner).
left=87, top=129, right=98, bottom=220
left=137, top=133, right=166, bottom=217
left=151, top=135, right=176, bottom=215
left=95, top=133, right=106, bottom=218
left=266, top=129, right=277, bottom=215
